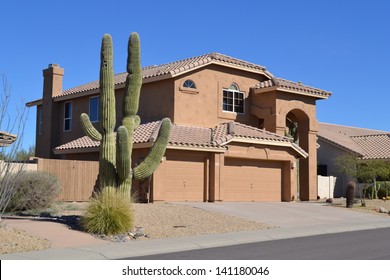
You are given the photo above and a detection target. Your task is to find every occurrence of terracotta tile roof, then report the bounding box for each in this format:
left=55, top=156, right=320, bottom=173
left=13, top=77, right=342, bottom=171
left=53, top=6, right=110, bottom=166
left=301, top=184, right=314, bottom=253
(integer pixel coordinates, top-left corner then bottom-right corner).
left=211, top=122, right=308, bottom=157
left=253, top=78, right=331, bottom=98
left=318, top=122, right=390, bottom=159
left=169, top=124, right=214, bottom=148
left=59, top=73, right=127, bottom=98
left=55, top=135, right=100, bottom=150
left=54, top=121, right=306, bottom=157
left=351, top=134, right=390, bottom=159
left=55, top=121, right=219, bottom=152
left=212, top=122, right=292, bottom=144
left=0, top=131, right=17, bottom=147
left=25, top=53, right=272, bottom=106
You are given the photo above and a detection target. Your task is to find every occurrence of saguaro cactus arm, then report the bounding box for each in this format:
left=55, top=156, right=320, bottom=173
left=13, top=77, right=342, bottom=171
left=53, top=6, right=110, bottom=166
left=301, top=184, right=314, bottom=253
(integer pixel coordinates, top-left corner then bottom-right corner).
left=116, top=126, right=131, bottom=181
left=133, top=118, right=171, bottom=180
left=123, top=32, right=142, bottom=128
left=98, top=34, right=117, bottom=189
left=80, top=113, right=102, bottom=141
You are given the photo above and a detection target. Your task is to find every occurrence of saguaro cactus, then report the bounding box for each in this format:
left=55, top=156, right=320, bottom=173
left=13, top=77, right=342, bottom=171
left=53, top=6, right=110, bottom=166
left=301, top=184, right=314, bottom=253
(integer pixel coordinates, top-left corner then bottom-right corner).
left=346, top=181, right=356, bottom=208
left=80, top=33, right=171, bottom=197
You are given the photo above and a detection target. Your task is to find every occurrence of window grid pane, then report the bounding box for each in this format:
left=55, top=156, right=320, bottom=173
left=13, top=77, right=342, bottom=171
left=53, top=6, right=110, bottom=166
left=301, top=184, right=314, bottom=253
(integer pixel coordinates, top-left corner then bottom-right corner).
left=223, top=89, right=244, bottom=113
left=183, top=79, right=196, bottom=89
left=89, top=97, right=99, bottom=122
left=64, top=102, right=72, bottom=131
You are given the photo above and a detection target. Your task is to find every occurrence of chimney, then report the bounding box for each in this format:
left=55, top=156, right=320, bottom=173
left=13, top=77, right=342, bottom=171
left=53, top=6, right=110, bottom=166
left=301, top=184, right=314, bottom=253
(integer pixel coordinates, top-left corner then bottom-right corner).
left=43, top=64, right=64, bottom=98
left=37, top=64, right=64, bottom=159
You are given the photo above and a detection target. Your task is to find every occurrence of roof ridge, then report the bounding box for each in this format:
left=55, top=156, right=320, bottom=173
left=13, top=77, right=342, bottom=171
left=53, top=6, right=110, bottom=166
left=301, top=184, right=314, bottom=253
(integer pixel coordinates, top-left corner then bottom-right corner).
left=274, top=77, right=325, bottom=90
left=209, top=52, right=267, bottom=70
left=350, top=133, right=390, bottom=138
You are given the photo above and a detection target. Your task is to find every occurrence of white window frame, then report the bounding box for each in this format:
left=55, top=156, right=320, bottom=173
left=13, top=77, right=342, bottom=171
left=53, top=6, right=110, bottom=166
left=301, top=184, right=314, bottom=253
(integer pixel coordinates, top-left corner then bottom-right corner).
left=222, top=84, right=244, bottom=114
left=89, top=96, right=99, bottom=123
left=64, top=102, right=72, bottom=131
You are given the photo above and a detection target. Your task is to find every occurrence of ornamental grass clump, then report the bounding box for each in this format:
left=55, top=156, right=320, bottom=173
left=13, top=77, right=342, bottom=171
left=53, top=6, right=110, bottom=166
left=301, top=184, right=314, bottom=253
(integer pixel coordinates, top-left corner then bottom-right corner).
left=82, top=188, right=134, bottom=235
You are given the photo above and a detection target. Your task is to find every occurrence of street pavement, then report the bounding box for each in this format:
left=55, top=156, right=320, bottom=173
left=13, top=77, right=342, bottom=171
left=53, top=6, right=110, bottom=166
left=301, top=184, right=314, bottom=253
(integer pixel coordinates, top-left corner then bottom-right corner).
left=1, top=201, right=390, bottom=260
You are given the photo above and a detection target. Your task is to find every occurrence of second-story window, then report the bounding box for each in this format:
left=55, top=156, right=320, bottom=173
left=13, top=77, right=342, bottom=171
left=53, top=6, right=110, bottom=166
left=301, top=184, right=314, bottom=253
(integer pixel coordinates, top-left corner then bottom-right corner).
left=222, top=83, right=244, bottom=113
left=183, top=79, right=196, bottom=89
left=89, top=96, right=99, bottom=122
left=64, top=102, right=72, bottom=131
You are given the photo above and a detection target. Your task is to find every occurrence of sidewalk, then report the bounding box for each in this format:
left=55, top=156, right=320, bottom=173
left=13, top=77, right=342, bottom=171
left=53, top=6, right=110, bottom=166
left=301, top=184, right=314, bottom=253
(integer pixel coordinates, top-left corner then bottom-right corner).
left=2, top=202, right=390, bottom=260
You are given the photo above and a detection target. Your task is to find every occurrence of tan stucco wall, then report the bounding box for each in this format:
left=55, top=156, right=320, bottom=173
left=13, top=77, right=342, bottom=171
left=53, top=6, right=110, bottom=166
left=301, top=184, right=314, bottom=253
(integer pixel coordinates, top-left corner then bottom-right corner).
left=317, top=139, right=351, bottom=197
left=251, top=90, right=319, bottom=200
left=173, top=65, right=268, bottom=128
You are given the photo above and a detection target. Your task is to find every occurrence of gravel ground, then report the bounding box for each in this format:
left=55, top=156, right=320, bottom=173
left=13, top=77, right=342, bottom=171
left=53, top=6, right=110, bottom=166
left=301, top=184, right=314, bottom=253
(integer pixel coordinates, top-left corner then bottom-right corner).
left=0, top=221, right=50, bottom=254
left=132, top=203, right=273, bottom=239
left=0, top=202, right=272, bottom=255
left=1, top=199, right=390, bottom=255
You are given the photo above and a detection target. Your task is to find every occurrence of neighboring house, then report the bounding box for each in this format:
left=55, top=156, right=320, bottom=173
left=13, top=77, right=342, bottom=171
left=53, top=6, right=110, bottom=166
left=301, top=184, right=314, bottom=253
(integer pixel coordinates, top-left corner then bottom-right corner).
left=27, top=53, right=331, bottom=202
left=0, top=131, right=16, bottom=147
left=317, top=122, right=390, bottom=197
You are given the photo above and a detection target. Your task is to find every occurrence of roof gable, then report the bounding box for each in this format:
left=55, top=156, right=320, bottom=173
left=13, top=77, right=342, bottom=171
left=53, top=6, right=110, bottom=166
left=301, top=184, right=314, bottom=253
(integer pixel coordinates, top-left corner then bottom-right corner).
left=318, top=122, right=390, bottom=159
left=27, top=53, right=273, bottom=106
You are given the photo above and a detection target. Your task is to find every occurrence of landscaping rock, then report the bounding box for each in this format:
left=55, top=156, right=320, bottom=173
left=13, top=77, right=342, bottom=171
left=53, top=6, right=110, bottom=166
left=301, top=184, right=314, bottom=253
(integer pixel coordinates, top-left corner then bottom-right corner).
left=133, top=226, right=145, bottom=238
left=379, top=207, right=389, bottom=214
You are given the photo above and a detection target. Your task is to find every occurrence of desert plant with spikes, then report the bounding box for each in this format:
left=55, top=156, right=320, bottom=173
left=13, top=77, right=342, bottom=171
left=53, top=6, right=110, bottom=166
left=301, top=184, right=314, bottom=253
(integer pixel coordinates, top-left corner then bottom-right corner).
left=80, top=32, right=171, bottom=198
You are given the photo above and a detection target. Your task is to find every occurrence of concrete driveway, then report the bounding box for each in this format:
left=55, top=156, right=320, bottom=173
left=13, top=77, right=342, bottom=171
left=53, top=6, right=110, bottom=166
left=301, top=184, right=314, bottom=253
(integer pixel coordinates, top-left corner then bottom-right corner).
left=177, top=201, right=390, bottom=228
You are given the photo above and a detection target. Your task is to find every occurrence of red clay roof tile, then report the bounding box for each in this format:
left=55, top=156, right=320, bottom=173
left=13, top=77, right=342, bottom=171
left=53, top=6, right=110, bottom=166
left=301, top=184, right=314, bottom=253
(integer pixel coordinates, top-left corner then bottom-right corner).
left=318, top=122, right=390, bottom=159
left=54, top=121, right=305, bottom=156
left=27, top=53, right=271, bottom=106
left=253, top=78, right=331, bottom=98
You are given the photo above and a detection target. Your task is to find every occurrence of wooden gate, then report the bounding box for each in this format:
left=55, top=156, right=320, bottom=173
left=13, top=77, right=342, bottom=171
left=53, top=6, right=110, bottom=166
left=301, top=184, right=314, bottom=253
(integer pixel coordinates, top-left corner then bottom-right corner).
left=37, top=158, right=99, bottom=201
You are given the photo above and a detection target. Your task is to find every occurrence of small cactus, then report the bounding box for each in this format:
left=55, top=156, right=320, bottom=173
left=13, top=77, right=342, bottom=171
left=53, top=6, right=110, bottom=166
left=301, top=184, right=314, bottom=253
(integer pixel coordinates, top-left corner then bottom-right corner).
left=80, top=33, right=171, bottom=197
left=346, top=181, right=356, bottom=208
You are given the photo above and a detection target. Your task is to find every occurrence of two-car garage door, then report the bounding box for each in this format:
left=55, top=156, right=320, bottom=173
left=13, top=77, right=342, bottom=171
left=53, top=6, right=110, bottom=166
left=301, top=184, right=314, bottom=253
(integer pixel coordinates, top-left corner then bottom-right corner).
left=223, top=158, right=282, bottom=202
left=153, top=154, right=283, bottom=202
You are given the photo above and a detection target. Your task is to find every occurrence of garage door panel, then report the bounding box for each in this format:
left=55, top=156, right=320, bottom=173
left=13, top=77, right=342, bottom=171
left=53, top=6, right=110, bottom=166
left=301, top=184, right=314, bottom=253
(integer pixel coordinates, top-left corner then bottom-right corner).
left=154, top=155, right=205, bottom=202
left=224, top=158, right=282, bottom=202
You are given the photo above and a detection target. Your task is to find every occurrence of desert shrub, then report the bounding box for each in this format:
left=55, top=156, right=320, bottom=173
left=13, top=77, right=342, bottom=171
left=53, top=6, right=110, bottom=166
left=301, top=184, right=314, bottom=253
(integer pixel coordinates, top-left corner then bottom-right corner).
left=6, top=171, right=60, bottom=212
left=377, top=187, right=388, bottom=199
left=82, top=188, right=134, bottom=235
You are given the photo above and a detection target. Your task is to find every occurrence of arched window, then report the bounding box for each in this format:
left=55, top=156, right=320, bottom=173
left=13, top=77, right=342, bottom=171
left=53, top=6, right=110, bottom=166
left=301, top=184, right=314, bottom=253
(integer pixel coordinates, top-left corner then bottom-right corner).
left=183, top=79, right=196, bottom=89
left=223, top=83, right=244, bottom=113
left=228, top=83, right=239, bottom=91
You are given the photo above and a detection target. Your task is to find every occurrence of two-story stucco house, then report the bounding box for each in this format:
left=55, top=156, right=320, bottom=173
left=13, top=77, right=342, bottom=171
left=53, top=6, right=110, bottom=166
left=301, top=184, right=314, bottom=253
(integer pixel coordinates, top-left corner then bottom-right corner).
left=27, top=53, right=331, bottom=202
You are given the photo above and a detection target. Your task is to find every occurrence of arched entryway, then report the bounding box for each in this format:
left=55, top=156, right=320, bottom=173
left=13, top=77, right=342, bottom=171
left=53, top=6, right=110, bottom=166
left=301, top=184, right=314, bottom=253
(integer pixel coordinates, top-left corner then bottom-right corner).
left=251, top=78, right=331, bottom=201
left=276, top=101, right=318, bottom=201
left=285, top=109, right=311, bottom=200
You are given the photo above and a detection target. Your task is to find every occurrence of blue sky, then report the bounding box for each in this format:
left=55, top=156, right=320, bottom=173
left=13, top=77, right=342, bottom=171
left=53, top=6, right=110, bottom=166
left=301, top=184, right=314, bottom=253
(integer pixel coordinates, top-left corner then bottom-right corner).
left=1, top=0, right=389, bottom=150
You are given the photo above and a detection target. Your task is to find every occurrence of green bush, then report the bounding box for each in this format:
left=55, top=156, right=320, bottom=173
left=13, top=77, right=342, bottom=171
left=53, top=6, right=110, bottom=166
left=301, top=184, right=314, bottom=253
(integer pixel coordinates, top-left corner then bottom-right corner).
left=377, top=187, right=388, bottom=199
left=82, top=187, right=134, bottom=235
left=6, top=171, right=60, bottom=212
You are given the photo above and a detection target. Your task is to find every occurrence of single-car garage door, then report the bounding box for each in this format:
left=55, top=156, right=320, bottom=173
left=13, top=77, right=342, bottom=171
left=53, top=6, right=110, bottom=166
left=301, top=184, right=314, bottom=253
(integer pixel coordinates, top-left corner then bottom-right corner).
left=223, top=158, right=282, bottom=202
left=153, top=154, right=205, bottom=201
